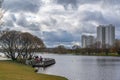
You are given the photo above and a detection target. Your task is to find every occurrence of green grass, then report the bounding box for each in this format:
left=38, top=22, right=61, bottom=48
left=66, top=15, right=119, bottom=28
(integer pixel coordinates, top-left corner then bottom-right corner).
left=0, top=61, right=68, bottom=80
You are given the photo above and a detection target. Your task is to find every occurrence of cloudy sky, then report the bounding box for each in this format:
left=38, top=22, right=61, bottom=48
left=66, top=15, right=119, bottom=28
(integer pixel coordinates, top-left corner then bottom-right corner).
left=1, top=0, right=120, bottom=47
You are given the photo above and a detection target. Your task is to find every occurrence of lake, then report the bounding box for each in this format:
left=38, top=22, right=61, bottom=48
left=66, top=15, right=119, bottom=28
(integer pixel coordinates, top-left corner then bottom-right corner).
left=36, top=53, right=120, bottom=80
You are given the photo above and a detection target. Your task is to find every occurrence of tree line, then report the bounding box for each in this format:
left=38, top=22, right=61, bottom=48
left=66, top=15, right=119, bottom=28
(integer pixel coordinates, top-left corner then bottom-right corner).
left=39, top=42, right=120, bottom=56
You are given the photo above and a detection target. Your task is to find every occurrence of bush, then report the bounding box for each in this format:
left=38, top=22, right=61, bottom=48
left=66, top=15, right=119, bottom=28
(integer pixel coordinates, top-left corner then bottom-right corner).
left=117, top=49, right=120, bottom=55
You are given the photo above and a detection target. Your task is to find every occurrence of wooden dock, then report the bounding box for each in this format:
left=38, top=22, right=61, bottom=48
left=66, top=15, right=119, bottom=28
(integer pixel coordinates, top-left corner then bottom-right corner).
left=26, top=58, right=56, bottom=67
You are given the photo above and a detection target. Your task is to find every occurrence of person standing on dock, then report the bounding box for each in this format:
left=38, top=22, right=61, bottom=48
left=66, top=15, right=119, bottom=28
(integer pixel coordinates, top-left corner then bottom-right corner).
left=35, top=56, right=40, bottom=63
left=40, top=56, right=43, bottom=63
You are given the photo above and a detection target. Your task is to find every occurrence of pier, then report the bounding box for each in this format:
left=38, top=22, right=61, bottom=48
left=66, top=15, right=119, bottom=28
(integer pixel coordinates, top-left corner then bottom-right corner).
left=26, top=58, right=56, bottom=67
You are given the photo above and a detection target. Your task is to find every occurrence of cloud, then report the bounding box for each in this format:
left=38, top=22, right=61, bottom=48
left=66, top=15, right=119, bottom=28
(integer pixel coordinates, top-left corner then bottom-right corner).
left=1, top=0, right=120, bottom=47
left=57, top=0, right=78, bottom=9
left=43, top=30, right=74, bottom=42
left=16, top=13, right=41, bottom=31
left=42, top=30, right=81, bottom=47
left=2, top=0, right=41, bottom=13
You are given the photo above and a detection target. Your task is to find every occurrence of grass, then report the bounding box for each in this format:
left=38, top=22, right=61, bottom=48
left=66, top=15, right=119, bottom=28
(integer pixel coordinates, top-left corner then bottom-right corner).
left=0, top=60, right=68, bottom=80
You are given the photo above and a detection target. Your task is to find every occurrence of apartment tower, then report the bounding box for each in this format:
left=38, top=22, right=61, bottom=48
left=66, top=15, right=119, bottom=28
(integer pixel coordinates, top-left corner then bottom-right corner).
left=81, top=35, right=95, bottom=48
left=97, top=24, right=115, bottom=48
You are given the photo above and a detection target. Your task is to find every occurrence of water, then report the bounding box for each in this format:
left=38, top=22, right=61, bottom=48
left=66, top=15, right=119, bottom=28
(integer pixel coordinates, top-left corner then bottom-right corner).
left=36, top=53, right=120, bottom=80
left=0, top=53, right=10, bottom=60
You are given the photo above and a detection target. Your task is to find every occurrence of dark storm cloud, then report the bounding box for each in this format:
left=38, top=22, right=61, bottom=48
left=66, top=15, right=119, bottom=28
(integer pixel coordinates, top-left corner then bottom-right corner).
left=42, top=30, right=81, bottom=47
left=16, top=14, right=40, bottom=31
left=101, top=0, right=120, bottom=5
left=57, top=0, right=77, bottom=5
left=2, top=13, right=16, bottom=30
left=5, top=20, right=14, bottom=27
left=80, top=23, right=96, bottom=34
left=56, top=0, right=100, bottom=9
left=42, top=17, right=57, bottom=27
left=82, top=11, right=107, bottom=24
left=43, top=31, right=74, bottom=42
left=57, top=0, right=120, bottom=6
left=3, top=0, right=41, bottom=13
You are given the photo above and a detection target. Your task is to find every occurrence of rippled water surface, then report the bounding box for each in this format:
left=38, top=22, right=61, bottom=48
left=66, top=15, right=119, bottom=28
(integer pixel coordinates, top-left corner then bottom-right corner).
left=36, top=53, right=120, bottom=80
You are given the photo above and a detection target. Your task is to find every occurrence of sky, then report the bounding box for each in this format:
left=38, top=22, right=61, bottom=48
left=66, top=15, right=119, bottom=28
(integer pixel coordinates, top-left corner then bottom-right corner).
left=1, top=0, right=120, bottom=47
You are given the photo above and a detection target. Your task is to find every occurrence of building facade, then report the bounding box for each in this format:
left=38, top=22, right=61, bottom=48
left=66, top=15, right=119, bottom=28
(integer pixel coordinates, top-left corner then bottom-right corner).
left=97, top=24, right=115, bottom=48
left=81, top=35, right=95, bottom=48
left=97, top=25, right=106, bottom=48
left=105, top=24, right=115, bottom=47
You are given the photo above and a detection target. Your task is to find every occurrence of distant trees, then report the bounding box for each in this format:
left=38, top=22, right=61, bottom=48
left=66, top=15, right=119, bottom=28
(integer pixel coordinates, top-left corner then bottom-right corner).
left=113, top=39, right=120, bottom=55
left=54, top=45, right=67, bottom=53
left=0, top=30, right=45, bottom=61
left=72, top=45, right=80, bottom=50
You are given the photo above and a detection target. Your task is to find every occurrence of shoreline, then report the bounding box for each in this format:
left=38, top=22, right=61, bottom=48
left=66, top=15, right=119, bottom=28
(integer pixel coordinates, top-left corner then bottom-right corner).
left=37, top=52, right=120, bottom=57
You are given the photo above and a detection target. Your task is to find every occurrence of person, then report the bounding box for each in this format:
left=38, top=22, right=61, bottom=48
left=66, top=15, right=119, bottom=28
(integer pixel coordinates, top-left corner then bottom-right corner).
left=35, top=56, right=40, bottom=63
left=39, top=56, right=43, bottom=63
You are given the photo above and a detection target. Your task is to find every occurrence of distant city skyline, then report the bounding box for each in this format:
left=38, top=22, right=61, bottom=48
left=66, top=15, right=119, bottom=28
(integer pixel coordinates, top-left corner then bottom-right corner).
left=82, top=24, right=115, bottom=48
left=1, top=0, right=120, bottom=47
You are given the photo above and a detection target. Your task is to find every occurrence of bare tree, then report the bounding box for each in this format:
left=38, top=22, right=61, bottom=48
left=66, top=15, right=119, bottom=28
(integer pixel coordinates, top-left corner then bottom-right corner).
left=0, top=31, right=20, bottom=60
left=0, top=31, right=45, bottom=61
left=18, top=32, right=45, bottom=60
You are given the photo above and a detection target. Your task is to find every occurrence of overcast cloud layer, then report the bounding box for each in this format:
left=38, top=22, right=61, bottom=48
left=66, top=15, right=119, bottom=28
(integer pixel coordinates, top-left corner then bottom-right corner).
left=1, top=0, right=120, bottom=47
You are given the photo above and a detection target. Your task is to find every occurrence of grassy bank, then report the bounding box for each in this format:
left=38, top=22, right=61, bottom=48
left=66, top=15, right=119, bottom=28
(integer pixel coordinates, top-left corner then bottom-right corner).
left=0, top=61, right=68, bottom=80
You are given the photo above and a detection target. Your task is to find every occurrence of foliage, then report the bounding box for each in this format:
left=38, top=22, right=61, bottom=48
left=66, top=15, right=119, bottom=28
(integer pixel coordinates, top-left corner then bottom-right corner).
left=0, top=30, right=45, bottom=61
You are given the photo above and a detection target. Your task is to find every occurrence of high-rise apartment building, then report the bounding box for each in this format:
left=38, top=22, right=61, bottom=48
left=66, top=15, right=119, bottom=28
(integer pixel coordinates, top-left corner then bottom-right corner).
left=81, top=35, right=87, bottom=48
left=81, top=35, right=95, bottom=48
left=97, top=25, right=105, bottom=47
left=97, top=24, right=115, bottom=48
left=105, top=24, right=115, bottom=46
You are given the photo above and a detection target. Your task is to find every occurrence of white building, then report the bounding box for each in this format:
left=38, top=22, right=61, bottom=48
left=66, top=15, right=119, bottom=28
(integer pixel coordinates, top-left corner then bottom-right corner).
left=97, top=25, right=106, bottom=47
left=97, top=24, right=115, bottom=48
left=81, top=35, right=95, bottom=48
left=105, top=24, right=115, bottom=47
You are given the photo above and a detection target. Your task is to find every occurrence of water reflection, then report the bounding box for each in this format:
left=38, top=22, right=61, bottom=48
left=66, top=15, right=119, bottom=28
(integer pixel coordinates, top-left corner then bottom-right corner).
left=36, top=53, right=120, bottom=80
left=95, top=58, right=120, bottom=80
